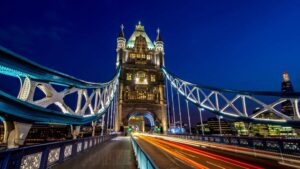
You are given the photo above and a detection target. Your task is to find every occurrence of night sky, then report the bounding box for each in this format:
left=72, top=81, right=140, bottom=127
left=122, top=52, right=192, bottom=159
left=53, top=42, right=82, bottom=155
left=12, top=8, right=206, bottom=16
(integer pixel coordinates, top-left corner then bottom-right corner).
left=1, top=1, right=300, bottom=123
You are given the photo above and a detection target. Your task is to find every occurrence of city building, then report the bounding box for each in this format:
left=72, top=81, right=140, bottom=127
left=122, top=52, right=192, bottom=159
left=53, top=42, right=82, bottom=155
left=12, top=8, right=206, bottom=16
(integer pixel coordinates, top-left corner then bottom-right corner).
left=281, top=72, right=295, bottom=117
left=233, top=122, right=249, bottom=136
left=202, top=117, right=234, bottom=135
left=115, top=22, right=167, bottom=133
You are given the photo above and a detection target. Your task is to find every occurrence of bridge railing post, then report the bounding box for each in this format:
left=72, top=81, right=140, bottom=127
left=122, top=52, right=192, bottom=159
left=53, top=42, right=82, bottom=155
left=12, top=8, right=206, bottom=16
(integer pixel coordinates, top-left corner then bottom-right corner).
left=7, top=121, right=32, bottom=149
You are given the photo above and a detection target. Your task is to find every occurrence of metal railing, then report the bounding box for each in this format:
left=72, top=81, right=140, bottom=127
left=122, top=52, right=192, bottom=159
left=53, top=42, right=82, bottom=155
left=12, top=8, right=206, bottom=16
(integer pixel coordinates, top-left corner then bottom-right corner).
left=0, top=135, right=116, bottom=169
left=166, top=134, right=300, bottom=155
left=131, top=136, right=158, bottom=169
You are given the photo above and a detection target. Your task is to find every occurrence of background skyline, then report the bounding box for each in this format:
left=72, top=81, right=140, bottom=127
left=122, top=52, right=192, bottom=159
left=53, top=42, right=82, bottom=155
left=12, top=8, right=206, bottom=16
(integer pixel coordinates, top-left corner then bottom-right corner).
left=1, top=0, right=300, bottom=93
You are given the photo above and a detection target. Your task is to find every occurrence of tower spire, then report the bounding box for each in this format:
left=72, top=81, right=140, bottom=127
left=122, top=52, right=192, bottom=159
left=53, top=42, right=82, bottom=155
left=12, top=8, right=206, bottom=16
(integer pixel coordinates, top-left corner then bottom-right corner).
left=118, top=24, right=124, bottom=38
left=156, top=28, right=163, bottom=41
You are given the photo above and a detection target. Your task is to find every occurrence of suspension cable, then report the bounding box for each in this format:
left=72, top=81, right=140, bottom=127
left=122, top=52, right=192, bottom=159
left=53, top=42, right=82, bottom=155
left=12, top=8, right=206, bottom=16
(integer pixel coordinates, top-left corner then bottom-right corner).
left=197, top=108, right=204, bottom=136
left=106, top=105, right=111, bottom=132
left=110, top=98, right=114, bottom=132
left=101, top=114, right=105, bottom=136
left=177, top=91, right=182, bottom=129
left=113, top=94, right=117, bottom=131
left=165, top=78, right=171, bottom=128
left=186, top=100, right=192, bottom=135
left=170, top=84, right=176, bottom=126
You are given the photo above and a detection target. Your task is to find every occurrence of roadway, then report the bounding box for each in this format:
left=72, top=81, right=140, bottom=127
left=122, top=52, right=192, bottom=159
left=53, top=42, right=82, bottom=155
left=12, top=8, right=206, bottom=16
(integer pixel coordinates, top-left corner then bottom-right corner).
left=54, top=136, right=137, bottom=169
left=134, top=134, right=295, bottom=169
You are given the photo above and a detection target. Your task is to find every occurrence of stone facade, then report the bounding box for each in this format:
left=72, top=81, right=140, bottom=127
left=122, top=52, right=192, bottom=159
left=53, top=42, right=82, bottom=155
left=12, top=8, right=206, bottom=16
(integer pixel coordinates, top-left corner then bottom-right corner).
left=114, top=22, right=167, bottom=133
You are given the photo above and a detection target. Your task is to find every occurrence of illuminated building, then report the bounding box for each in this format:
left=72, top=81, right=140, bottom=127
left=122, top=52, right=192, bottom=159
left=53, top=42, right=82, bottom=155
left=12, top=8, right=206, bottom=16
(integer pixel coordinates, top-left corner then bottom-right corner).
left=115, top=22, right=167, bottom=133
left=203, top=117, right=234, bottom=135
left=281, top=72, right=295, bottom=117
left=233, top=122, right=249, bottom=136
left=250, top=108, right=297, bottom=137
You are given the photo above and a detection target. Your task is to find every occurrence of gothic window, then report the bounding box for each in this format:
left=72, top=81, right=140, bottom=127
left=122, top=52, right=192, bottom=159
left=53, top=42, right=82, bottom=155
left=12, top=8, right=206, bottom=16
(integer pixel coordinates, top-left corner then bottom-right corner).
left=126, top=73, right=132, bottom=80
left=146, top=55, right=151, bottom=60
left=130, top=53, right=136, bottom=59
left=147, top=93, right=154, bottom=100
left=150, top=75, right=156, bottom=82
left=135, top=71, right=148, bottom=84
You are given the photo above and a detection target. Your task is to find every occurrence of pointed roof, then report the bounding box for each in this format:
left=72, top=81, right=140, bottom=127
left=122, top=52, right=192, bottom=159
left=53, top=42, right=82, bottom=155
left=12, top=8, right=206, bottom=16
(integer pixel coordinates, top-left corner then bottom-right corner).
left=156, top=28, right=163, bottom=42
left=118, top=24, right=124, bottom=38
left=126, top=21, right=155, bottom=49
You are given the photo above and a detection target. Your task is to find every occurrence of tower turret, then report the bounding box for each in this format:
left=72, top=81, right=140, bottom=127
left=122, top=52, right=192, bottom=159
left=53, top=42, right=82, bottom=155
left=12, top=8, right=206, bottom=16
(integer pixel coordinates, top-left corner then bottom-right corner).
left=117, top=24, right=126, bottom=50
left=116, top=24, right=126, bottom=68
left=155, top=28, right=164, bottom=53
left=155, top=28, right=164, bottom=67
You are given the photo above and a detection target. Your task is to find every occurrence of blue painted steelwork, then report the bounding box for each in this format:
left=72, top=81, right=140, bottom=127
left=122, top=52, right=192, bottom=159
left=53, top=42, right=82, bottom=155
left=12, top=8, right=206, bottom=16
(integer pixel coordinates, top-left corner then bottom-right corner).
left=131, top=136, right=158, bottom=169
left=0, top=46, right=120, bottom=125
left=162, top=67, right=300, bottom=98
left=0, top=134, right=116, bottom=169
left=0, top=90, right=103, bottom=124
left=162, top=67, right=300, bottom=126
left=0, top=46, right=117, bottom=89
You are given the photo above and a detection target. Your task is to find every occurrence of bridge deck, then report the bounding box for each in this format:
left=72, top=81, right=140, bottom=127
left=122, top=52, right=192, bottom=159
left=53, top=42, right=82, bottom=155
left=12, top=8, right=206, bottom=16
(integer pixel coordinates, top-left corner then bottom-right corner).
left=54, top=136, right=137, bottom=169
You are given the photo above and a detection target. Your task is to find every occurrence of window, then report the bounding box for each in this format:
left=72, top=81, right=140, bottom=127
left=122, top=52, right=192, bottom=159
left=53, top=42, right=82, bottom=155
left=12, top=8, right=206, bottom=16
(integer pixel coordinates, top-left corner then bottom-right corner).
left=147, top=55, right=151, bottom=60
left=150, top=75, right=156, bottom=82
left=126, top=73, right=132, bottom=80
left=141, top=54, right=145, bottom=59
left=135, top=71, right=148, bottom=84
left=130, top=53, right=136, bottom=59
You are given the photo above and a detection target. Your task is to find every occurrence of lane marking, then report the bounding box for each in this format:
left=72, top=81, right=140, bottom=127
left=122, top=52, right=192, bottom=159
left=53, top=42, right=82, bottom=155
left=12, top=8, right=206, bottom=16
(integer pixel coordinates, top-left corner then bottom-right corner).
left=206, top=161, right=227, bottom=169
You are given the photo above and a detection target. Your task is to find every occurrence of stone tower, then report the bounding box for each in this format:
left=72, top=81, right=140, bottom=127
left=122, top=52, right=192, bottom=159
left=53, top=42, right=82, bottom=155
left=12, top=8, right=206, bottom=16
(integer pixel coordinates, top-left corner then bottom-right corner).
left=114, top=22, right=167, bottom=133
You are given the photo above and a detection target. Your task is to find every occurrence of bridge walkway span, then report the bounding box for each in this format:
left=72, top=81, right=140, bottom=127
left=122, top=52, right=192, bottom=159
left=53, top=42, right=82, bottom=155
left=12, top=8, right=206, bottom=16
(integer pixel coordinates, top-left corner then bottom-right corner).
left=54, top=136, right=137, bottom=169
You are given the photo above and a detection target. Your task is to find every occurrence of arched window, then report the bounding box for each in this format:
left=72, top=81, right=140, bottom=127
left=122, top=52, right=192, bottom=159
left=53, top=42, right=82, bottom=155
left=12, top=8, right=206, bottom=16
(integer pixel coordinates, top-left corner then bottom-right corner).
left=135, top=71, right=148, bottom=84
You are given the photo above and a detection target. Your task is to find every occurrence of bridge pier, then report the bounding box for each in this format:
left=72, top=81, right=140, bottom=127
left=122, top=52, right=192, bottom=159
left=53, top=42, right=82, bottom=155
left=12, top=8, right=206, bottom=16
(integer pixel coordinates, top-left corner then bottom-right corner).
left=71, top=125, right=81, bottom=139
left=6, top=121, right=32, bottom=149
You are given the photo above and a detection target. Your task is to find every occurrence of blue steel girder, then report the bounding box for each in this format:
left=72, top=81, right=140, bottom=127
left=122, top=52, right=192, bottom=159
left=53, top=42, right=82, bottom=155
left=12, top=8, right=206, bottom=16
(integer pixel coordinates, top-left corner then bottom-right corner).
left=162, top=67, right=300, bottom=126
left=0, top=46, right=119, bottom=125
left=0, top=46, right=113, bottom=89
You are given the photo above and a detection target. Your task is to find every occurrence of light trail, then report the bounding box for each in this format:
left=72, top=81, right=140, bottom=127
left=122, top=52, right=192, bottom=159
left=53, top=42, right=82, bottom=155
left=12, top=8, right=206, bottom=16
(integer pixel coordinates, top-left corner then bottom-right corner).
left=137, top=136, right=209, bottom=169
left=151, top=137, right=264, bottom=169
left=143, top=133, right=300, bottom=166
left=138, top=135, right=264, bottom=169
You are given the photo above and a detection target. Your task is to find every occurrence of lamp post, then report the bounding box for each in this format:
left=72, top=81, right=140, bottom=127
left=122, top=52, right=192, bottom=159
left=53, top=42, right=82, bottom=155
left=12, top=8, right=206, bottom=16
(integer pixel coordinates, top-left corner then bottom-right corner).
left=198, top=108, right=205, bottom=136
left=218, top=115, right=223, bottom=136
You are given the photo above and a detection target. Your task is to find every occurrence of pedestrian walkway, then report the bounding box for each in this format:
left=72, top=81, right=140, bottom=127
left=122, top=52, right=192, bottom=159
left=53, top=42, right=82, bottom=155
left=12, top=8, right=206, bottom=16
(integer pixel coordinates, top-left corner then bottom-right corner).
left=54, top=136, right=137, bottom=169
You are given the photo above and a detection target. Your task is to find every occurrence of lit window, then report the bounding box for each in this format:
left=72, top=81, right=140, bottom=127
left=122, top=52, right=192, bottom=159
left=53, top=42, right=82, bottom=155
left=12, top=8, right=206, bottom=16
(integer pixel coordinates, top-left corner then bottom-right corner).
left=126, top=73, right=132, bottom=80
left=147, top=55, right=151, bottom=60
left=141, top=54, right=145, bottom=59
left=151, top=75, right=156, bottom=82
left=130, top=53, right=136, bottom=59
left=135, top=71, right=148, bottom=84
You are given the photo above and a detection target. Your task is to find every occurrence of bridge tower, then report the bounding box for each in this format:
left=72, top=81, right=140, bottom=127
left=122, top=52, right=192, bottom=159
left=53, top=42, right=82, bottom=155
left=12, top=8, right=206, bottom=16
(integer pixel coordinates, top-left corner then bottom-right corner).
left=115, top=22, right=167, bottom=133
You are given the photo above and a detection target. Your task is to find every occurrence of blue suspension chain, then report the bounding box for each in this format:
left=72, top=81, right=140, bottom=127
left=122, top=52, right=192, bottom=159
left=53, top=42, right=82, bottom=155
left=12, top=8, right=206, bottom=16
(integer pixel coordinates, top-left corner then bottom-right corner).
left=170, top=84, right=176, bottom=126
left=186, top=100, right=192, bottom=135
left=177, top=91, right=182, bottom=129
left=165, top=78, right=171, bottom=128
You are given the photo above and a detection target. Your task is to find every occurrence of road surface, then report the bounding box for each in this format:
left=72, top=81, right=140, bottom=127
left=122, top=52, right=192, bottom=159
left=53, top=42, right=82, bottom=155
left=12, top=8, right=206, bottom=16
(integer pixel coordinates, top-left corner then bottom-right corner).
left=134, top=134, right=295, bottom=169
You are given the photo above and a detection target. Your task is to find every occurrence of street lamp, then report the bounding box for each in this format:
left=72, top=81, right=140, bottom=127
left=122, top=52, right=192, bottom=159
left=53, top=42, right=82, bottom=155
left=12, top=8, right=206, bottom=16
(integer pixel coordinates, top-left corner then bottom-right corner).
left=218, top=115, right=223, bottom=136
left=198, top=108, right=205, bottom=136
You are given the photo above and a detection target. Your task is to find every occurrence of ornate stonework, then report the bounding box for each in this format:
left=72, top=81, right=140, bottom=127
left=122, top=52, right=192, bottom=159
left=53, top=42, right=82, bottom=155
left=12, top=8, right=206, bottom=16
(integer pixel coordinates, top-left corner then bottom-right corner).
left=115, top=22, right=167, bottom=133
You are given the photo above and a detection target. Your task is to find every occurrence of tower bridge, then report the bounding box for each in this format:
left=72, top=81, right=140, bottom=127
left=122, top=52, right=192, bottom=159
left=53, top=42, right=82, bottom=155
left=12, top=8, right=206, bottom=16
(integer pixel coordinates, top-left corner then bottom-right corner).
left=0, top=22, right=300, bottom=169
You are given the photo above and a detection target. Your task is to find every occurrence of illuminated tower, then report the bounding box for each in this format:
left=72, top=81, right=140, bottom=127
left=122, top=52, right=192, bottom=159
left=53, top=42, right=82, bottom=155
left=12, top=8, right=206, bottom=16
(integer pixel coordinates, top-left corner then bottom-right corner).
left=115, top=22, right=167, bottom=133
left=281, top=72, right=295, bottom=117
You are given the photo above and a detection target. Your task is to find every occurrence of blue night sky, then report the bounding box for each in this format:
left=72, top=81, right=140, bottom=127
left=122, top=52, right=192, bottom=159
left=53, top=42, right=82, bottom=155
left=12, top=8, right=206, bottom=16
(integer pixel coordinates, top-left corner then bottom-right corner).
left=1, top=0, right=300, bottom=92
